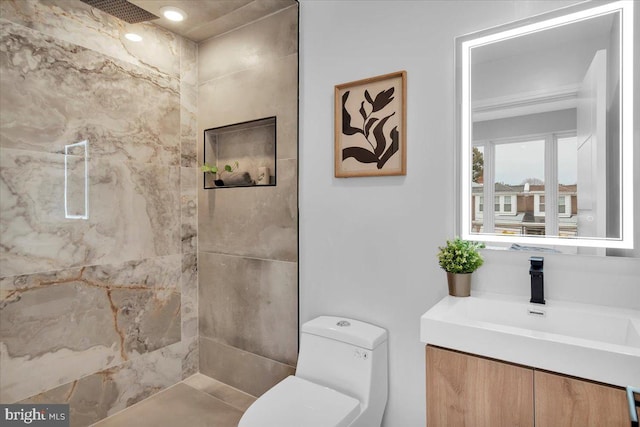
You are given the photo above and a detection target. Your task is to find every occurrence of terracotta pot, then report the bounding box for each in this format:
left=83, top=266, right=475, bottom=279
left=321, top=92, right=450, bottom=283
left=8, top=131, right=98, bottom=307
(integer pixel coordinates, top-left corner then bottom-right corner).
left=446, top=272, right=472, bottom=297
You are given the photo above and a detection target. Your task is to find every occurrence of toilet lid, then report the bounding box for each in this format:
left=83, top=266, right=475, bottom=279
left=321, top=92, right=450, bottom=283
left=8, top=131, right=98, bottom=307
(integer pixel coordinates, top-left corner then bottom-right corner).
left=239, top=376, right=361, bottom=427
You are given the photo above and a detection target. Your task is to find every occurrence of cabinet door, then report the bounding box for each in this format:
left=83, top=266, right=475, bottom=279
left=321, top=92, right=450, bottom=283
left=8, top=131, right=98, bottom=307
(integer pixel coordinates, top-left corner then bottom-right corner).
left=426, top=346, right=534, bottom=427
left=534, top=370, right=629, bottom=427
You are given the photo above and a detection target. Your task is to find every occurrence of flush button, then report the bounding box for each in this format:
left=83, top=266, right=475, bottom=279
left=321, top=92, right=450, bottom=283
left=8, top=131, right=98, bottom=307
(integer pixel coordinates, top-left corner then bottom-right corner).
left=336, top=320, right=351, bottom=327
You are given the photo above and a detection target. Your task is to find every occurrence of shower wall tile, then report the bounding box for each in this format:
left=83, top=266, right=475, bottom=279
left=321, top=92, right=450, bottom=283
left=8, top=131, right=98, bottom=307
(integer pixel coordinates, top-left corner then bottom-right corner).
left=180, top=37, right=198, bottom=168
left=0, top=255, right=182, bottom=403
left=198, top=4, right=298, bottom=84
left=199, top=252, right=298, bottom=366
left=198, top=159, right=297, bottom=262
left=197, top=4, right=298, bottom=397
left=181, top=252, right=198, bottom=340
left=198, top=53, right=298, bottom=161
left=0, top=21, right=180, bottom=164
left=1, top=1, right=198, bottom=420
left=180, top=37, right=198, bottom=87
left=0, top=0, right=180, bottom=78
left=0, top=149, right=181, bottom=277
left=181, top=167, right=198, bottom=254
left=181, top=336, right=199, bottom=379
left=199, top=337, right=295, bottom=398
left=20, top=339, right=186, bottom=427
left=178, top=29, right=199, bottom=380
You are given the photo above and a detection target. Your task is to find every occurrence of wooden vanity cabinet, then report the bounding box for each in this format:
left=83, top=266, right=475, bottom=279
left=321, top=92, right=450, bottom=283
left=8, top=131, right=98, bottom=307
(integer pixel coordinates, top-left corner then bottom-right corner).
left=534, top=370, right=629, bottom=427
left=426, top=345, right=629, bottom=427
left=426, top=346, right=534, bottom=427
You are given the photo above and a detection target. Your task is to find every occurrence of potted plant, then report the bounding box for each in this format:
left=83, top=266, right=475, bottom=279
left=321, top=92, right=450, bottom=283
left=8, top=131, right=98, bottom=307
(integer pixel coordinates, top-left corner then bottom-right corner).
left=201, top=161, right=239, bottom=187
left=437, top=237, right=485, bottom=297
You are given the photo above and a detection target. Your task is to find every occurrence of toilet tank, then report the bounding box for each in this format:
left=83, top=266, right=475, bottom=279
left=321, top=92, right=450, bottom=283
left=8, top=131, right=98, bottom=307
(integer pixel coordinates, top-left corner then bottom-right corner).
left=296, top=316, right=388, bottom=409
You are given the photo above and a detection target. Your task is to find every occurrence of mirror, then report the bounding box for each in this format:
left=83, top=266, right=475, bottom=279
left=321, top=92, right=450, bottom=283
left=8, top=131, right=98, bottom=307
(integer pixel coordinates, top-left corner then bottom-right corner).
left=456, top=0, right=636, bottom=256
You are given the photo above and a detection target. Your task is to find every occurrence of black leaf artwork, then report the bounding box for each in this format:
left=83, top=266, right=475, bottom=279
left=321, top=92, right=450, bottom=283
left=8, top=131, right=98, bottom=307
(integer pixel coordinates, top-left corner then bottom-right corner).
left=343, top=147, right=379, bottom=164
left=377, top=126, right=399, bottom=169
left=371, top=87, right=395, bottom=112
left=372, top=113, right=394, bottom=158
left=359, top=101, right=367, bottom=121
left=341, top=86, right=399, bottom=169
left=364, top=117, right=378, bottom=138
left=341, top=91, right=364, bottom=136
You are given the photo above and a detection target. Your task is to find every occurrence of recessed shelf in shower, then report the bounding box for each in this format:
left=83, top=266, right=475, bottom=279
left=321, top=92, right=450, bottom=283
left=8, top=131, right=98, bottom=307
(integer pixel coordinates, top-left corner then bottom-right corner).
left=203, top=116, right=276, bottom=189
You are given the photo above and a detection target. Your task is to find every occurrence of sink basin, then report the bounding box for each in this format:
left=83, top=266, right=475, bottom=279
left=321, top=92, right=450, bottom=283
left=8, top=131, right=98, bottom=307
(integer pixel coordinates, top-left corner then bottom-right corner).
left=420, top=292, right=640, bottom=387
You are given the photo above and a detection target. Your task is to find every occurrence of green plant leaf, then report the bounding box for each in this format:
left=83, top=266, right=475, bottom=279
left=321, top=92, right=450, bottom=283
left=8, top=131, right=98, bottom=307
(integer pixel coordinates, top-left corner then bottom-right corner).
left=437, top=237, right=484, bottom=273
left=201, top=163, right=218, bottom=174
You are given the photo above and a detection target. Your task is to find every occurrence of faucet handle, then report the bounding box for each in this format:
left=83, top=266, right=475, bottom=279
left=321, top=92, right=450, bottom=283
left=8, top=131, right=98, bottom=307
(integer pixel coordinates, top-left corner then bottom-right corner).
left=529, top=256, right=544, bottom=271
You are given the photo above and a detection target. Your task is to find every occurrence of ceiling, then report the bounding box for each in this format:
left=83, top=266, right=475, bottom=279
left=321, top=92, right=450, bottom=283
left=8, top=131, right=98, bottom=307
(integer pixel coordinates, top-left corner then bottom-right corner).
left=129, top=0, right=296, bottom=42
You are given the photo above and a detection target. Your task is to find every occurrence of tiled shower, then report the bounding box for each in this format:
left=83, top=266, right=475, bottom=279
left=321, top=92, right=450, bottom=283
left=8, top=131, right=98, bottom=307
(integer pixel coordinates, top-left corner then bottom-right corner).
left=0, top=0, right=298, bottom=425
left=197, top=4, right=299, bottom=396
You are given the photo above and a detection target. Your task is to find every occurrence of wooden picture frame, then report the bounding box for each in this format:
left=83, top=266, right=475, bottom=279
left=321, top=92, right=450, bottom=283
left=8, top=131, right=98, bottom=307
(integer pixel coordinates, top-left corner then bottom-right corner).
left=335, top=71, right=407, bottom=178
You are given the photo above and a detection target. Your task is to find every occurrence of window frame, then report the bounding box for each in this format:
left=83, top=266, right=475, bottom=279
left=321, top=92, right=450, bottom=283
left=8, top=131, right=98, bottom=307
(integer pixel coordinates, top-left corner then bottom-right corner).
left=473, top=131, right=575, bottom=236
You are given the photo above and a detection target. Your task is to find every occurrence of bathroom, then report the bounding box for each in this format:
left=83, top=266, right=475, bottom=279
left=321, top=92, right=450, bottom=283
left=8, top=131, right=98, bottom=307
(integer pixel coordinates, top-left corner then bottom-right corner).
left=1, top=0, right=638, bottom=426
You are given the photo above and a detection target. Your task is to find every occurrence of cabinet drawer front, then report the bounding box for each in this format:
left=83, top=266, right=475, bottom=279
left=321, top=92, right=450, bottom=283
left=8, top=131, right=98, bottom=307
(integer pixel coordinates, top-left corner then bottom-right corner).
left=534, top=370, right=628, bottom=427
left=426, top=346, right=534, bottom=427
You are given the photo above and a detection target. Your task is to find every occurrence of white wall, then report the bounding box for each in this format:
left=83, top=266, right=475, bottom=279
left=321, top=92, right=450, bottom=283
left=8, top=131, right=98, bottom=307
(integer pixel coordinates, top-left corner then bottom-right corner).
left=299, top=1, right=640, bottom=426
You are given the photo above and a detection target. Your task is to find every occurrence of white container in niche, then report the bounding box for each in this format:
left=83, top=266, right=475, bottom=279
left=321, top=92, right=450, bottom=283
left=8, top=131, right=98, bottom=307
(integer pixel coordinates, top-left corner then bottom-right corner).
left=203, top=116, right=276, bottom=189
left=256, top=166, right=270, bottom=185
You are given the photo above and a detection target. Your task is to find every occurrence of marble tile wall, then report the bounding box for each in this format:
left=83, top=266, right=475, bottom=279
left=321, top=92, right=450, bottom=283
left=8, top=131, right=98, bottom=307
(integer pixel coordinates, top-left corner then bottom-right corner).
left=197, top=4, right=298, bottom=396
left=0, top=0, right=197, bottom=424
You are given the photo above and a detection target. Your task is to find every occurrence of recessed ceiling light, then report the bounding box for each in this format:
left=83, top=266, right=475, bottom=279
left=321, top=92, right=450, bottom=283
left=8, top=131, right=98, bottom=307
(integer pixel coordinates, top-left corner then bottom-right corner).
left=161, top=6, right=187, bottom=22
left=125, top=33, right=143, bottom=42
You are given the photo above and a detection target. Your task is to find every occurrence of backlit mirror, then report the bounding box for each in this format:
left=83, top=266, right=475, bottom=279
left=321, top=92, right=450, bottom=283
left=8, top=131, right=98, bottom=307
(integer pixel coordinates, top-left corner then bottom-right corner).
left=456, top=0, right=636, bottom=256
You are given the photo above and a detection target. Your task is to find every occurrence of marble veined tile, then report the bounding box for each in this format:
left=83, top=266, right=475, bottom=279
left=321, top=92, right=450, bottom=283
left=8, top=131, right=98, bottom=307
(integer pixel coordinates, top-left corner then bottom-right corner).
left=0, top=255, right=182, bottom=403
left=0, top=0, right=180, bottom=78
left=181, top=252, right=197, bottom=339
left=21, top=339, right=185, bottom=427
left=0, top=149, right=181, bottom=277
left=180, top=38, right=198, bottom=88
left=0, top=20, right=180, bottom=165
left=180, top=38, right=198, bottom=168
left=181, top=168, right=197, bottom=254
left=91, top=383, right=242, bottom=427
left=181, top=336, right=198, bottom=380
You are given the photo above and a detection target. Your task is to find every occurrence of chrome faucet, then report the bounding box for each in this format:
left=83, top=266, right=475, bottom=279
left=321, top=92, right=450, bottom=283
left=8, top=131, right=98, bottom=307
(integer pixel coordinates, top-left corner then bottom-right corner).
left=529, top=256, right=545, bottom=304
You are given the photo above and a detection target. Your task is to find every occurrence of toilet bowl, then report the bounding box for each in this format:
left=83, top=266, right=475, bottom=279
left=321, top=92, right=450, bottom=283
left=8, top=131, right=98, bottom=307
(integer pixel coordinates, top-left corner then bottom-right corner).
left=238, top=316, right=388, bottom=427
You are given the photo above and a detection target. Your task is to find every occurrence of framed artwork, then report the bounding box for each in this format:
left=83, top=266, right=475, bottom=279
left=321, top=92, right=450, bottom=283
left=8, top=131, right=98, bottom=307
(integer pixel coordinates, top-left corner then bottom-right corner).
left=335, top=70, right=406, bottom=178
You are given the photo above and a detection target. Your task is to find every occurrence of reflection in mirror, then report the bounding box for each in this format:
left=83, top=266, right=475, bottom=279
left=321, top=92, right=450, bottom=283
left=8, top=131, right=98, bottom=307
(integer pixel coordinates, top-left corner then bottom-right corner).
left=457, top=0, right=635, bottom=255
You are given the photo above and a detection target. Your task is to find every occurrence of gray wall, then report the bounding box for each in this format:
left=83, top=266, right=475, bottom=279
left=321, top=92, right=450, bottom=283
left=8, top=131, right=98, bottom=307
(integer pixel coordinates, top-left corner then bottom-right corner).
left=197, top=5, right=299, bottom=397
left=0, top=0, right=198, bottom=424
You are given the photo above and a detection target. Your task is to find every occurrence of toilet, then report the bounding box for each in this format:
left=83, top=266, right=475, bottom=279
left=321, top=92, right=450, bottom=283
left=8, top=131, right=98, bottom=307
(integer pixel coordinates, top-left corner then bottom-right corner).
left=238, top=316, right=388, bottom=427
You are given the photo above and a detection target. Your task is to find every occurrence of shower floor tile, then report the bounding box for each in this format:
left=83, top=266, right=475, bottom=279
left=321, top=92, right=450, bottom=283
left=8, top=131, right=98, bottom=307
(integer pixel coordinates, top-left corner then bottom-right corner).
left=92, top=377, right=252, bottom=427
left=183, top=373, right=256, bottom=412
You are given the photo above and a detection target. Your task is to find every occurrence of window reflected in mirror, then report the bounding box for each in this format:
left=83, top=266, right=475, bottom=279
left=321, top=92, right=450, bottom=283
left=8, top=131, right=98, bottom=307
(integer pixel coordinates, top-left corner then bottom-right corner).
left=458, top=0, right=635, bottom=251
left=471, top=137, right=585, bottom=239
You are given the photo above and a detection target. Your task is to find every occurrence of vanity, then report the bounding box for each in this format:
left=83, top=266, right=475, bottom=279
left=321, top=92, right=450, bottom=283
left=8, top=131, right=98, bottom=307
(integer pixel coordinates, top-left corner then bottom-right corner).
left=455, top=0, right=637, bottom=255
left=420, top=292, right=640, bottom=427
left=422, top=0, right=640, bottom=423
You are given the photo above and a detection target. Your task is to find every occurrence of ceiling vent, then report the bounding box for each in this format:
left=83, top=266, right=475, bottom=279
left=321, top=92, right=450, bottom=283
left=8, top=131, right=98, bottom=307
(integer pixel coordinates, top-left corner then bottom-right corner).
left=80, top=0, right=159, bottom=23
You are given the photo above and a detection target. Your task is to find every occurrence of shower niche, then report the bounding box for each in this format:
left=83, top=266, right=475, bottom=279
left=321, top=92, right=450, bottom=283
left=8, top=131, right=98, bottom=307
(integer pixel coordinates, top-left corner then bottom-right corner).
left=203, top=116, right=276, bottom=189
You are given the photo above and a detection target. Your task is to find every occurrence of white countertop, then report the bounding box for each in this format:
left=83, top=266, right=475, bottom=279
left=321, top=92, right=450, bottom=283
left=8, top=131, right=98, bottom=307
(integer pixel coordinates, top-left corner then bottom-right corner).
left=420, top=292, right=640, bottom=387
